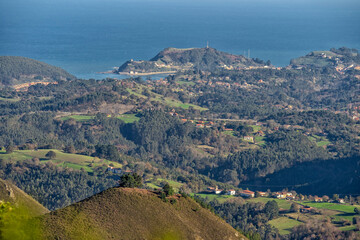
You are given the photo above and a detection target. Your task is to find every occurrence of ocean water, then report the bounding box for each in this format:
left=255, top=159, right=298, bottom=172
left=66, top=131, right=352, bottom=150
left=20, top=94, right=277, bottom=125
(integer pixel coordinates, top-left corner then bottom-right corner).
left=0, top=0, right=359, bottom=79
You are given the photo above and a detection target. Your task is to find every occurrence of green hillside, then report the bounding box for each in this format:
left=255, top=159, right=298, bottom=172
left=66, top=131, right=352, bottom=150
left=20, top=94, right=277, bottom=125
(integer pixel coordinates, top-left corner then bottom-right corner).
left=0, top=178, right=49, bottom=216
left=0, top=56, right=75, bottom=86
left=0, top=149, right=122, bottom=173
left=41, top=187, right=246, bottom=240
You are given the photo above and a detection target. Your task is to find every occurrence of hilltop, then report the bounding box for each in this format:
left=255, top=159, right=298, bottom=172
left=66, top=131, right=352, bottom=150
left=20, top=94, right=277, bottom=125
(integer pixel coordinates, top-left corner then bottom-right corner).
left=115, top=47, right=267, bottom=74
left=0, top=56, right=75, bottom=88
left=0, top=178, right=49, bottom=216
left=290, top=47, right=360, bottom=69
left=41, top=187, right=246, bottom=240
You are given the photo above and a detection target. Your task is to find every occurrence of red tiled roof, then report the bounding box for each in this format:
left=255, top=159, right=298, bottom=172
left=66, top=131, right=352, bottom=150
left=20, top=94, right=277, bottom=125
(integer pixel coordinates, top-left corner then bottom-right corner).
left=241, top=190, right=254, bottom=194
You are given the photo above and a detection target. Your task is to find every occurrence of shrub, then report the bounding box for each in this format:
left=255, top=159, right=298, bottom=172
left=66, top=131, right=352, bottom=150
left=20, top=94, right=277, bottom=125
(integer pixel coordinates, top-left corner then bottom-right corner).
left=45, top=151, right=56, bottom=159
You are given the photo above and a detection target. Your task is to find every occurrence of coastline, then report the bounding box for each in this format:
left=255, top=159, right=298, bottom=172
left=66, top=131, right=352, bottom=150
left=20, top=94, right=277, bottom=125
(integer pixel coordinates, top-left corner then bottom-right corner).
left=97, top=70, right=176, bottom=76
left=117, top=71, right=177, bottom=76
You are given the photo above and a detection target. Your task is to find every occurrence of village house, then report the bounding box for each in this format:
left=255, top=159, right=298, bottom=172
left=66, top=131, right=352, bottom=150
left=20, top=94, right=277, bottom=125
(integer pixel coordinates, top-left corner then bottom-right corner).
left=255, top=130, right=265, bottom=136
left=243, top=136, right=254, bottom=142
left=227, top=189, right=236, bottom=196
left=208, top=186, right=223, bottom=194
left=107, top=166, right=122, bottom=174
left=314, top=197, right=323, bottom=202
left=240, top=190, right=255, bottom=198
left=215, top=187, right=223, bottom=195
left=258, top=191, right=268, bottom=197
left=273, top=192, right=287, bottom=199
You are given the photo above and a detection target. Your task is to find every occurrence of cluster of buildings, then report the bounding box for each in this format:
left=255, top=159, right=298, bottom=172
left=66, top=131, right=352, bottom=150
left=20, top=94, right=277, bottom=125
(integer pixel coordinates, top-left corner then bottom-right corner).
left=272, top=191, right=295, bottom=200
left=206, top=187, right=269, bottom=198
left=207, top=187, right=236, bottom=196
left=205, top=187, right=302, bottom=201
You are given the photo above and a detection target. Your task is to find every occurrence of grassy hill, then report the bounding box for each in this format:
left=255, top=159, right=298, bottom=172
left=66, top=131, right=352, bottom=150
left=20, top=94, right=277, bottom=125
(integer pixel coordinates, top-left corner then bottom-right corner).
left=41, top=187, right=246, bottom=240
left=0, top=56, right=75, bottom=87
left=0, top=178, right=49, bottom=216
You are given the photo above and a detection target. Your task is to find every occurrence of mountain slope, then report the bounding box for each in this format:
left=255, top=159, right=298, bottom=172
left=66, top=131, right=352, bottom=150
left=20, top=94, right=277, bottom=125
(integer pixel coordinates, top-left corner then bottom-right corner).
left=41, top=187, right=246, bottom=240
left=0, top=56, right=75, bottom=87
left=116, top=47, right=266, bottom=74
left=0, top=178, right=49, bottom=216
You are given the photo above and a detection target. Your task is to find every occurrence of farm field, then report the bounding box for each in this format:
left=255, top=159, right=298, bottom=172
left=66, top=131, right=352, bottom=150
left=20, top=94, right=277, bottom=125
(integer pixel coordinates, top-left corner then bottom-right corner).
left=268, top=217, right=302, bottom=235
left=60, top=115, right=95, bottom=121
left=127, top=86, right=207, bottom=111
left=60, top=114, right=140, bottom=123
left=254, top=136, right=266, bottom=146
left=190, top=193, right=236, bottom=203
left=246, top=197, right=292, bottom=210
left=299, top=201, right=360, bottom=214
left=250, top=125, right=261, bottom=132
left=223, top=130, right=235, bottom=136
left=0, top=149, right=122, bottom=173
left=116, top=114, right=140, bottom=123
left=307, top=134, right=331, bottom=147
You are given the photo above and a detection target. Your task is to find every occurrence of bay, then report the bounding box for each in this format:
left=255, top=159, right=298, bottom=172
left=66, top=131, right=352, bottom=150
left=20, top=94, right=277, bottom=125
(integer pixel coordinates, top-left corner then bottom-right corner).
left=0, top=0, right=359, bottom=79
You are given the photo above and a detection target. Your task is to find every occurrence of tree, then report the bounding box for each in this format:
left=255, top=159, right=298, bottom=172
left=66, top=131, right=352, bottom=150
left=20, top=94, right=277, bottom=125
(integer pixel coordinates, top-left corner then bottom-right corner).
left=354, top=207, right=360, bottom=214
left=290, top=203, right=300, bottom=213
left=264, top=200, right=279, bottom=220
left=64, top=145, right=76, bottom=154
left=118, top=173, right=142, bottom=188
left=332, top=194, right=339, bottom=201
left=45, top=151, right=56, bottom=159
left=255, top=191, right=261, bottom=198
left=162, top=183, right=174, bottom=197
left=5, top=145, right=14, bottom=154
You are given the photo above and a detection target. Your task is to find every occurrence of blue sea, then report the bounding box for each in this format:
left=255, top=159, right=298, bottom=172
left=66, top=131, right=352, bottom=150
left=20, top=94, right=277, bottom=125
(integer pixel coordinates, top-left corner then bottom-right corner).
left=0, top=0, right=359, bottom=79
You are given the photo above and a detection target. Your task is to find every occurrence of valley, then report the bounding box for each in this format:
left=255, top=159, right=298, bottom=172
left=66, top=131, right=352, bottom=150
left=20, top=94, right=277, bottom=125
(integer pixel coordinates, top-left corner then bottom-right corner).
left=0, top=46, right=359, bottom=239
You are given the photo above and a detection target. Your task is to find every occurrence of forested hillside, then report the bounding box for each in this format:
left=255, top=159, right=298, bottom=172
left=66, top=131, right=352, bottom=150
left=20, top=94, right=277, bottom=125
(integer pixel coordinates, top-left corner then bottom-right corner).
left=0, top=56, right=75, bottom=87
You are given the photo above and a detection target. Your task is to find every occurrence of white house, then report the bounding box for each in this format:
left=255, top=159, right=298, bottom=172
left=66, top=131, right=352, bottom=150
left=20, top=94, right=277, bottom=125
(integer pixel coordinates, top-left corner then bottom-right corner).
left=227, top=189, right=236, bottom=195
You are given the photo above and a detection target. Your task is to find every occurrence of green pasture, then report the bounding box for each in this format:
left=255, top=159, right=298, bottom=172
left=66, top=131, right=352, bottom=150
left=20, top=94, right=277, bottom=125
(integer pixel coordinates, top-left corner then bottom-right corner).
left=60, top=115, right=94, bottom=121
left=268, top=217, right=302, bottom=235
left=0, top=149, right=122, bottom=173
left=191, top=193, right=236, bottom=203
left=116, top=114, right=140, bottom=123
left=246, top=197, right=292, bottom=210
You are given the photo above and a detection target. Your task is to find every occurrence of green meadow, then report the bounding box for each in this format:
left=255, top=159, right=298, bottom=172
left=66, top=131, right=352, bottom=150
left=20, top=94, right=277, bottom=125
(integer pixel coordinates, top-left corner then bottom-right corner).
left=268, top=217, right=302, bottom=235
left=0, top=149, right=122, bottom=173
